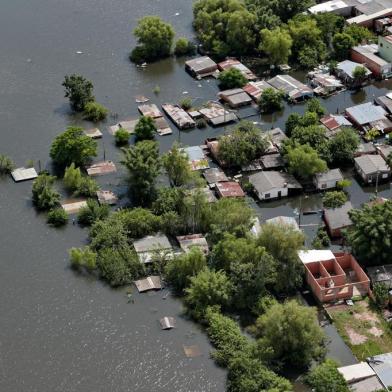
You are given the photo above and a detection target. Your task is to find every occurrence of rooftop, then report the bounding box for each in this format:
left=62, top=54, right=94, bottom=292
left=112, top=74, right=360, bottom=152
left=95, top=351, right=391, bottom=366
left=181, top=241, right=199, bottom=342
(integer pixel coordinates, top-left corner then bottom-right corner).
left=355, top=154, right=389, bottom=174
left=248, top=171, right=302, bottom=194
left=265, top=216, right=300, bottom=231
left=133, top=234, right=172, bottom=254
left=217, top=58, right=256, bottom=80
left=315, top=168, right=344, bottom=183
left=203, top=167, right=228, bottom=185
left=138, top=104, right=162, bottom=118
left=11, top=167, right=38, bottom=182
left=346, top=102, right=387, bottom=125
left=176, top=234, right=209, bottom=254
left=337, top=60, right=372, bottom=78
left=183, top=146, right=209, bottom=171
left=268, top=74, right=313, bottom=97
left=320, top=114, right=352, bottom=131
left=215, top=181, right=245, bottom=198
left=298, top=250, right=335, bottom=264
left=185, top=56, right=217, bottom=75
left=134, top=276, right=162, bottom=292
left=86, top=161, right=117, bottom=176
left=324, top=201, right=353, bottom=230
left=338, top=362, right=375, bottom=383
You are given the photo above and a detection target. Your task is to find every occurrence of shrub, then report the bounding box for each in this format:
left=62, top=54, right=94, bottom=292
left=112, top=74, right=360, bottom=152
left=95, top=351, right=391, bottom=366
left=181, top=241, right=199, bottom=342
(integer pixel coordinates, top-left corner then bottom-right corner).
left=179, top=97, right=192, bottom=110
left=0, top=154, right=15, bottom=175
left=77, top=199, right=109, bottom=226
left=323, top=191, right=348, bottom=208
left=32, top=174, right=61, bottom=211
left=218, top=68, right=247, bottom=90
left=83, top=101, right=109, bottom=121
left=76, top=177, right=99, bottom=197
left=64, top=163, right=82, bottom=191
left=196, top=118, right=207, bottom=128
left=69, top=246, right=97, bottom=270
left=134, top=116, right=156, bottom=140
left=174, top=37, right=196, bottom=56
left=373, top=282, right=389, bottom=308
left=312, top=227, right=331, bottom=249
left=47, top=208, right=68, bottom=227
left=114, top=128, right=130, bottom=146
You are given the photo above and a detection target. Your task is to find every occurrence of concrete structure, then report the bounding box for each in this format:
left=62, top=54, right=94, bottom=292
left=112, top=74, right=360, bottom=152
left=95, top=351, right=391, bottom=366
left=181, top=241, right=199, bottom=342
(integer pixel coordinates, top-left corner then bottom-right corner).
left=215, top=181, right=245, bottom=198
left=176, top=234, right=209, bottom=255
left=338, top=362, right=383, bottom=392
left=183, top=146, right=209, bottom=171
left=368, top=353, right=392, bottom=389
left=268, top=74, right=314, bottom=102
left=86, top=161, right=117, bottom=176
left=351, top=44, right=392, bottom=79
left=354, top=154, right=391, bottom=183
left=323, top=201, right=353, bottom=238
left=320, top=114, right=353, bottom=138
left=218, top=88, right=252, bottom=108
left=243, top=80, right=275, bottom=101
left=162, top=104, right=196, bottom=129
left=134, top=276, right=162, bottom=292
left=133, top=234, right=173, bottom=264
left=299, top=250, right=370, bottom=303
left=345, top=102, right=392, bottom=133
left=137, top=103, right=162, bottom=118
left=336, top=60, right=372, bottom=86
left=96, top=190, right=118, bottom=205
left=217, top=58, right=256, bottom=80
left=313, top=169, right=344, bottom=190
left=379, top=35, right=392, bottom=63
left=84, top=128, right=102, bottom=138
left=265, top=216, right=300, bottom=231
left=185, top=56, right=218, bottom=78
left=11, top=167, right=38, bottom=182
left=203, top=168, right=228, bottom=186
left=248, top=171, right=302, bottom=201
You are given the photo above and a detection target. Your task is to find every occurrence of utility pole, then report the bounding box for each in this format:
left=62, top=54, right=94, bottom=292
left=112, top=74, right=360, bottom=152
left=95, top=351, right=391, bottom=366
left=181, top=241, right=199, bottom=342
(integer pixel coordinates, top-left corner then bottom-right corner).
left=375, top=170, right=380, bottom=197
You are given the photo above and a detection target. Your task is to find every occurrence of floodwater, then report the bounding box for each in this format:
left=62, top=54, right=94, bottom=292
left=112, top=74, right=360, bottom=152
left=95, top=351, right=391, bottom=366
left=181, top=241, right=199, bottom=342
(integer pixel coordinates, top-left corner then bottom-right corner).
left=1, top=0, right=391, bottom=391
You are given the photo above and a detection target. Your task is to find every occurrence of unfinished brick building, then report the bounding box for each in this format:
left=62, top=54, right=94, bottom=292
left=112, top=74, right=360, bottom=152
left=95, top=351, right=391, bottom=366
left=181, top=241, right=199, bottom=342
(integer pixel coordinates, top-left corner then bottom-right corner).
left=298, top=250, right=370, bottom=303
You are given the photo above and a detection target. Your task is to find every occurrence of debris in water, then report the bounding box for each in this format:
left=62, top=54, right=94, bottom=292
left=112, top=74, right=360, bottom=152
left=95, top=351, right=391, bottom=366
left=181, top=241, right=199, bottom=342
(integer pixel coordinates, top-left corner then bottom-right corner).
left=141, top=62, right=147, bottom=68
left=76, top=51, right=83, bottom=54
left=26, top=58, right=32, bottom=63
left=175, top=12, right=180, bottom=16
left=182, top=91, right=189, bottom=95
left=183, top=345, right=201, bottom=358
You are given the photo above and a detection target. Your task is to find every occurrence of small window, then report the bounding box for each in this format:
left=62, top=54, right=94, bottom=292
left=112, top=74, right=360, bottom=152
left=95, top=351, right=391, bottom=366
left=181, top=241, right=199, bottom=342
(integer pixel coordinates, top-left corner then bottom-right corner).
left=321, top=183, right=327, bottom=189
left=265, top=193, right=270, bottom=199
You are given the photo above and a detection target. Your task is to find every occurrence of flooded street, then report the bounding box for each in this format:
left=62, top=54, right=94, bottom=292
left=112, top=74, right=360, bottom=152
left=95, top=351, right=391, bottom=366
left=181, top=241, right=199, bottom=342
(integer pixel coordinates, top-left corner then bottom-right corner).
left=1, top=0, right=391, bottom=391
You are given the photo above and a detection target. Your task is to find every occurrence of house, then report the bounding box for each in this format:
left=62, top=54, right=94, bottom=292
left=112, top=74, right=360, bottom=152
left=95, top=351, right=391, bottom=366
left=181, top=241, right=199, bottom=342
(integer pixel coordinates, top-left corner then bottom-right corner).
left=308, top=72, right=344, bottom=96
left=61, top=200, right=88, bottom=214
left=96, top=190, right=118, bottom=205
left=320, top=114, right=353, bottom=138
left=217, top=58, right=256, bottom=80
left=203, top=168, right=228, bottom=186
left=260, top=153, right=285, bottom=170
left=267, top=74, right=314, bottom=102
left=243, top=80, right=276, bottom=101
left=134, top=276, right=162, bottom=292
left=298, top=250, right=370, bottom=303
left=345, top=102, right=392, bottom=134
left=199, top=102, right=237, bottom=126
left=162, top=104, right=196, bottom=129
left=185, top=56, right=218, bottom=78
left=354, top=154, right=391, bottom=183
left=154, top=117, right=172, bottom=136
left=137, top=103, right=162, bottom=118
left=338, top=362, right=382, bottom=392
left=109, top=119, right=138, bottom=135
left=348, top=7, right=392, bottom=28
left=313, top=169, right=344, bottom=190
left=265, top=216, right=300, bottom=231
left=176, top=234, right=209, bottom=255
left=11, top=167, right=38, bottom=182
left=264, top=128, right=288, bottom=150
left=351, top=44, right=392, bottom=79
left=248, top=171, right=302, bottom=201
left=355, top=142, right=377, bottom=157
left=133, top=234, right=173, bottom=264
left=84, top=128, right=102, bottom=139
left=336, top=60, right=372, bottom=86
left=183, top=146, right=209, bottom=171
left=375, top=92, right=392, bottom=114
left=218, top=88, right=252, bottom=108
left=215, top=181, right=245, bottom=198
left=377, top=143, right=392, bottom=160
left=309, top=0, right=358, bottom=16
left=379, top=35, right=392, bottom=63
left=86, top=161, right=117, bottom=176
left=323, top=201, right=353, bottom=238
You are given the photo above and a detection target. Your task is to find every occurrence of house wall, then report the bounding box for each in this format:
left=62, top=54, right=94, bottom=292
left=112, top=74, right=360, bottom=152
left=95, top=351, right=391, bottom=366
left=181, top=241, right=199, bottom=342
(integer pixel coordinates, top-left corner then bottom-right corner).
left=256, top=187, right=288, bottom=201
left=379, top=36, right=392, bottom=63
left=351, top=50, right=387, bottom=78
left=315, top=178, right=338, bottom=190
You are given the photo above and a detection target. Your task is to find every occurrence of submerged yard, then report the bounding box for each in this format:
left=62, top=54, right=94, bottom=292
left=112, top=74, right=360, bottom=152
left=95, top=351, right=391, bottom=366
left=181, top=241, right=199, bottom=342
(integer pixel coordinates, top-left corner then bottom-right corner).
left=328, top=299, right=392, bottom=361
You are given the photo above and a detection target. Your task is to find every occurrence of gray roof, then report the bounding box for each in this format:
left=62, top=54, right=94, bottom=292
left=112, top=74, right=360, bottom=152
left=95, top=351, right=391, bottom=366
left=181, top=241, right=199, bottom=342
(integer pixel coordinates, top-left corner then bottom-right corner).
left=337, top=60, right=371, bottom=78
left=185, top=56, right=217, bottom=74
left=346, top=102, right=387, bottom=125
left=11, top=167, right=38, bottom=182
left=264, top=127, right=287, bottom=147
left=375, top=95, right=392, bottom=114
left=203, top=168, right=228, bottom=184
left=268, top=74, right=313, bottom=96
left=219, top=89, right=252, bottom=106
left=133, top=234, right=172, bottom=253
left=355, top=154, right=389, bottom=174
left=324, top=201, right=353, bottom=230
left=315, top=168, right=344, bottom=183
left=356, top=142, right=377, bottom=155
left=249, top=171, right=302, bottom=194
left=368, top=352, right=392, bottom=388
left=260, top=153, right=284, bottom=169
left=184, top=146, right=205, bottom=161
left=265, top=216, right=300, bottom=231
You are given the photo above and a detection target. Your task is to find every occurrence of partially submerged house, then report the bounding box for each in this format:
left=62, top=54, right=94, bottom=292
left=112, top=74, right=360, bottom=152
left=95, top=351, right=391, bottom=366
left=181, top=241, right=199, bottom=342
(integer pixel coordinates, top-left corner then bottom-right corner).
left=11, top=167, right=38, bottom=182
left=354, top=154, right=391, bottom=183
left=355, top=141, right=377, bottom=157
left=265, top=216, right=300, bottom=231
left=320, top=114, right=353, bottom=138
left=264, top=128, right=287, bottom=151
left=308, top=71, right=344, bottom=96
left=243, top=80, right=275, bottom=101
left=133, top=234, right=173, bottom=264
left=183, top=146, right=209, bottom=171
left=336, top=60, right=372, bottom=86
left=375, top=92, right=392, bottom=114
left=109, top=119, right=138, bottom=135
left=203, top=167, right=228, bottom=186
left=217, top=58, right=256, bottom=80
left=376, top=143, right=392, bottom=160
left=215, top=181, right=245, bottom=198
left=267, top=74, right=314, bottom=102
left=154, top=117, right=172, bottom=136
left=137, top=103, right=162, bottom=118
left=298, top=250, right=370, bottom=303
left=134, top=276, right=162, bottom=292
left=86, top=161, right=117, bottom=176
left=162, top=104, right=196, bottom=129
left=176, top=234, right=209, bottom=255
left=61, top=200, right=88, bottom=214
left=84, top=128, right=102, bottom=139
left=185, top=56, right=218, bottom=79
left=345, top=102, right=392, bottom=134
left=218, top=88, right=252, bottom=108
left=313, top=168, right=344, bottom=190
left=323, top=201, right=353, bottom=238
left=199, top=102, right=237, bottom=126
left=248, top=171, right=302, bottom=201
left=96, top=190, right=118, bottom=205
left=260, top=153, right=285, bottom=170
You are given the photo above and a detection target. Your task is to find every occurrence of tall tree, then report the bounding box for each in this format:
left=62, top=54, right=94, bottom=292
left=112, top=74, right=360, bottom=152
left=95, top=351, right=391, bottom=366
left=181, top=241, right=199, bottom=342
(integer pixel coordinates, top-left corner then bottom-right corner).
left=121, top=140, right=161, bottom=206
left=32, top=173, right=61, bottom=211
left=328, top=128, right=360, bottom=164
left=333, top=33, right=355, bottom=61
left=162, top=142, right=193, bottom=187
left=258, top=88, right=284, bottom=113
left=218, top=68, right=248, bottom=90
left=62, top=74, right=94, bottom=111
left=134, top=116, right=156, bottom=140
left=260, top=28, right=292, bottom=65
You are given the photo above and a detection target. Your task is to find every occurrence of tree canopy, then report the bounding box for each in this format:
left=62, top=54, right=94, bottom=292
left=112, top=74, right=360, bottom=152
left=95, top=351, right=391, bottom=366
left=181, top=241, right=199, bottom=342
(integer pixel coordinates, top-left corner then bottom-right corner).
left=62, top=74, right=94, bottom=112
left=258, top=88, right=284, bottom=113
left=134, top=116, right=156, bottom=140
left=260, top=27, right=292, bottom=65
left=162, top=142, right=193, bottom=187
left=218, top=68, right=248, bottom=90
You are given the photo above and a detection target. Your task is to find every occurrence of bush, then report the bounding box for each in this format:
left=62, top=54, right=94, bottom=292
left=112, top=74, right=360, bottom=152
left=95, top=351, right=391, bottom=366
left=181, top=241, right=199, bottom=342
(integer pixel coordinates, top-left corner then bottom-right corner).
left=76, top=176, right=99, bottom=197
left=258, top=88, right=284, bottom=113
left=134, top=116, right=156, bottom=140
left=69, top=246, right=97, bottom=270
left=174, top=37, right=196, bottom=56
left=196, top=118, right=207, bottom=129
left=32, top=173, right=61, bottom=211
left=179, top=97, right=192, bottom=110
left=323, top=191, right=348, bottom=208
left=373, top=282, right=389, bottom=308
left=83, top=101, right=109, bottom=122
left=47, top=208, right=68, bottom=227
left=115, top=128, right=130, bottom=146
left=64, top=163, right=82, bottom=191
left=0, top=154, right=15, bottom=175
left=312, top=227, right=331, bottom=249
left=218, top=68, right=247, bottom=90
left=77, top=199, right=109, bottom=226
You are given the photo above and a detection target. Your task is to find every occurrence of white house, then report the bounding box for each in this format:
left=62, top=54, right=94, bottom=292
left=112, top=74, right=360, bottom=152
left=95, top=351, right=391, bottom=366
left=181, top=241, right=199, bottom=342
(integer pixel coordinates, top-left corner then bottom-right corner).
left=313, top=169, right=344, bottom=190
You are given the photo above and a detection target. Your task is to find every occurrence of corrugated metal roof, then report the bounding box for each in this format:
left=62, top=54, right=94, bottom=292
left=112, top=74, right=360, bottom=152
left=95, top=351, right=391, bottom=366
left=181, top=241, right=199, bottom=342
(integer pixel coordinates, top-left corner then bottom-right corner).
left=324, top=201, right=353, bottom=230
left=346, top=102, right=387, bottom=125
left=216, top=181, right=245, bottom=198
left=337, top=60, right=372, bottom=78
left=133, top=234, right=172, bottom=253
left=249, top=171, right=302, bottom=194
left=355, top=154, right=389, bottom=174
left=11, top=167, right=38, bottom=182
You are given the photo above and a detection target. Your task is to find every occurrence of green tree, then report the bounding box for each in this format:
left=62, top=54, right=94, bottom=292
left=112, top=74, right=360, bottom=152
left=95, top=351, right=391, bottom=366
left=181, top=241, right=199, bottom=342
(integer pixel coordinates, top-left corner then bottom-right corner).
left=174, top=37, right=196, bottom=56
left=258, top=88, right=284, bottom=113
left=347, top=201, right=392, bottom=265
left=121, top=140, right=161, bottom=206
left=286, top=144, right=328, bottom=181
left=313, top=12, right=345, bottom=43
left=373, top=282, right=389, bottom=308
left=255, top=300, right=326, bottom=368
left=162, top=142, right=193, bottom=187
left=218, top=68, right=248, bottom=90
left=77, top=199, right=109, bottom=226
left=185, top=267, right=233, bottom=319
left=312, top=227, right=331, bottom=249
left=69, top=246, right=97, bottom=270
left=152, top=187, right=183, bottom=215
left=290, top=125, right=327, bottom=151
left=32, top=173, right=61, bottom=211
left=47, top=208, right=68, bottom=227
left=333, top=33, right=355, bottom=61
left=50, top=126, right=97, bottom=168
left=181, top=188, right=210, bottom=233
left=344, top=24, right=375, bottom=45
left=131, top=16, right=175, bottom=62
left=352, top=65, right=368, bottom=87
left=257, top=223, right=305, bottom=294
left=134, top=116, right=156, bottom=140
left=306, top=98, right=326, bottom=118
left=62, top=74, right=94, bottom=111
left=0, top=154, right=15, bottom=175
left=323, top=191, right=348, bottom=208
left=114, top=128, right=130, bottom=146
left=63, top=163, right=82, bottom=191
left=285, top=111, right=318, bottom=136
left=76, top=177, right=99, bottom=197
left=83, top=101, right=109, bottom=122
left=260, top=27, right=292, bottom=65
left=165, top=248, right=207, bottom=294
left=89, top=219, right=129, bottom=251
left=328, top=128, right=360, bottom=164
left=306, top=359, right=349, bottom=392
